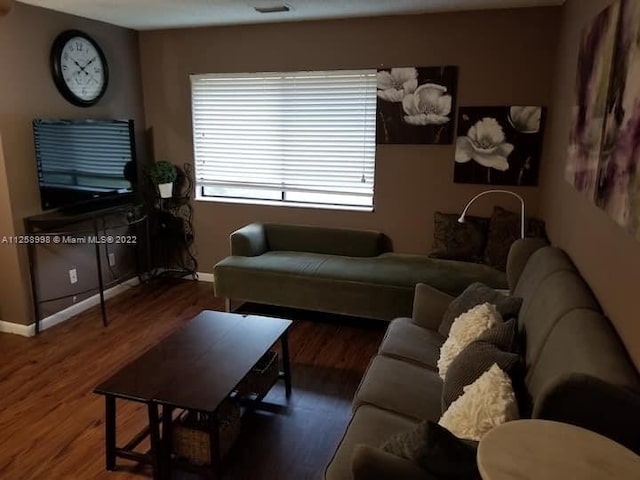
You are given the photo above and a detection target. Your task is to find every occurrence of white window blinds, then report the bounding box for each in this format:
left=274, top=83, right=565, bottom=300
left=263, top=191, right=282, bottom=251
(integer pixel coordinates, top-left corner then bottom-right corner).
left=191, top=69, right=377, bottom=208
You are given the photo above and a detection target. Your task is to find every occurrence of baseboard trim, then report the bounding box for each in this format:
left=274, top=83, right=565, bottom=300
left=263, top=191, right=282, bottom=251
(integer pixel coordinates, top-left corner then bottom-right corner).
left=0, top=319, right=32, bottom=336
left=0, top=277, right=140, bottom=338
left=196, top=272, right=214, bottom=283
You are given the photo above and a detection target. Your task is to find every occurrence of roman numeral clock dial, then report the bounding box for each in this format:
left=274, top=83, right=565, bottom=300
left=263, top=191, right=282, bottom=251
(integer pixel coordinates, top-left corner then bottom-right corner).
left=51, top=30, right=109, bottom=107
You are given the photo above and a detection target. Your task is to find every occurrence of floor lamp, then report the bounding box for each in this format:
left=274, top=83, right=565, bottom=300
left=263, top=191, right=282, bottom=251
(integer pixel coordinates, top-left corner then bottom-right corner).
left=458, top=189, right=526, bottom=239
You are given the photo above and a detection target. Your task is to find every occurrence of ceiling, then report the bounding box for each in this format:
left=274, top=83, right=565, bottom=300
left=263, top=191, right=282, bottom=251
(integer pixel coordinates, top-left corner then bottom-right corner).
left=18, top=0, right=565, bottom=30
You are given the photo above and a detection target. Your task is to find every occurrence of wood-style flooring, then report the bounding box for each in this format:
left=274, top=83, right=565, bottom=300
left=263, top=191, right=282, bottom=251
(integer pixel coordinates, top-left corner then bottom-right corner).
left=0, top=280, right=384, bottom=480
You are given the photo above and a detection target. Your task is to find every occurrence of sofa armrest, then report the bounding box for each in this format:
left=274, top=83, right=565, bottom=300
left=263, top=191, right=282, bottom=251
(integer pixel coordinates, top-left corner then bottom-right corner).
left=352, top=444, right=437, bottom=480
left=230, top=223, right=268, bottom=257
left=533, top=374, right=640, bottom=455
left=412, top=283, right=454, bottom=331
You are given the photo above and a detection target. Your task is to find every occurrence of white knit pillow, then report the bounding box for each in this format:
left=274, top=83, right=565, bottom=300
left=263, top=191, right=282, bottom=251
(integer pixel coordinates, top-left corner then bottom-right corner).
left=438, top=363, right=519, bottom=441
left=437, top=302, right=500, bottom=379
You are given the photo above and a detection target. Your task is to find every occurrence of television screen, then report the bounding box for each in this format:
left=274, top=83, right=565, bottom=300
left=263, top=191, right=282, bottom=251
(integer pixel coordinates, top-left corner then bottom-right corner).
left=33, top=118, right=137, bottom=211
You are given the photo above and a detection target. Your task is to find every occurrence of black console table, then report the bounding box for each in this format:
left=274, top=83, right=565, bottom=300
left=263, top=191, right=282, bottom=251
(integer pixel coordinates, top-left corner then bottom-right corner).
left=24, top=203, right=149, bottom=334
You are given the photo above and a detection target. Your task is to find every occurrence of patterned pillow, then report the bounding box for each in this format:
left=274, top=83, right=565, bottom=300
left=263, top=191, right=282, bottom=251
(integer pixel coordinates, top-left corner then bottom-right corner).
left=439, top=282, right=522, bottom=337
left=442, top=339, right=522, bottom=411
left=380, top=420, right=479, bottom=478
left=484, top=206, right=546, bottom=271
left=439, top=363, right=519, bottom=441
left=429, top=212, right=489, bottom=263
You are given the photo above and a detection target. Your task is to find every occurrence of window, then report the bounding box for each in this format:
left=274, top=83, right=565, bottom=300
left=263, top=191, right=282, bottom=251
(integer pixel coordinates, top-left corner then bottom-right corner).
left=190, top=69, right=377, bottom=210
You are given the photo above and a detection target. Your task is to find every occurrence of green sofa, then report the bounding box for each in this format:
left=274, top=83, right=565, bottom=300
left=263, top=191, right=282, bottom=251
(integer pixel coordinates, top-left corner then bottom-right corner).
left=324, top=239, right=640, bottom=480
left=213, top=223, right=508, bottom=320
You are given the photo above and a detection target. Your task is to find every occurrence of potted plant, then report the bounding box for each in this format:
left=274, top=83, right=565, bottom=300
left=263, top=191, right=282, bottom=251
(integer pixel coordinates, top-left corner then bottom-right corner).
left=148, top=161, right=178, bottom=198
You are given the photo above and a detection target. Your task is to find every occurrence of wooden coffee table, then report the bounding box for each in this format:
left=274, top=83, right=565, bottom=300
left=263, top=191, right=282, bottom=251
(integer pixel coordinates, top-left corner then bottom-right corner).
left=94, top=310, right=292, bottom=479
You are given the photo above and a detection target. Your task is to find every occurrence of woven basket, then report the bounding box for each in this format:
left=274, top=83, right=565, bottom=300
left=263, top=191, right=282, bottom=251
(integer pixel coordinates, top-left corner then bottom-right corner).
left=172, top=399, right=241, bottom=465
left=235, top=351, right=280, bottom=399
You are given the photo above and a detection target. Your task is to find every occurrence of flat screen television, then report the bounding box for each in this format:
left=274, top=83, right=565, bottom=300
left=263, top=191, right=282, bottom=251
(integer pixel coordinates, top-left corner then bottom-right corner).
left=33, top=118, right=138, bottom=211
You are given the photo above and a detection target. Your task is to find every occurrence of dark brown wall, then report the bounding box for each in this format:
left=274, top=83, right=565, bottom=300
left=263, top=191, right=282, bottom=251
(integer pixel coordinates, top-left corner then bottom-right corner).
left=0, top=3, right=146, bottom=326
left=138, top=8, right=561, bottom=272
left=539, top=0, right=640, bottom=369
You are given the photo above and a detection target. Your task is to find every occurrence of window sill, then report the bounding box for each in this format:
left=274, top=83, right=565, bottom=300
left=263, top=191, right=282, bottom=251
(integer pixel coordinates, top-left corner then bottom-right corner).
left=194, top=194, right=374, bottom=213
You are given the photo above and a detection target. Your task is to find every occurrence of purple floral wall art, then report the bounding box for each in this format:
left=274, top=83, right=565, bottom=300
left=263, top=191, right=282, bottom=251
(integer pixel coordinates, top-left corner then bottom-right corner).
left=376, top=66, right=458, bottom=144
left=454, top=106, right=546, bottom=186
left=565, top=0, right=620, bottom=200
left=595, top=0, right=640, bottom=237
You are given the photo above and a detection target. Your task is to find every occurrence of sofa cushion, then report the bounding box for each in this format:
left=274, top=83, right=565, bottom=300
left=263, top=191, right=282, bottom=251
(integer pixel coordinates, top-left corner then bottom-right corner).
left=324, top=405, right=419, bottom=480
left=517, top=270, right=600, bottom=368
left=353, top=355, right=443, bottom=421
left=439, top=282, right=522, bottom=337
left=214, top=252, right=416, bottom=320
left=511, top=246, right=576, bottom=299
left=378, top=317, right=444, bottom=369
left=526, top=309, right=640, bottom=410
left=505, top=238, right=550, bottom=290
left=215, top=252, right=508, bottom=321
left=377, top=254, right=508, bottom=296
left=442, top=340, right=522, bottom=411
left=380, top=420, right=479, bottom=478
left=484, top=206, right=546, bottom=271
left=264, top=223, right=388, bottom=257
left=429, top=212, right=489, bottom=263
left=351, top=444, right=438, bottom=480
left=439, top=364, right=519, bottom=441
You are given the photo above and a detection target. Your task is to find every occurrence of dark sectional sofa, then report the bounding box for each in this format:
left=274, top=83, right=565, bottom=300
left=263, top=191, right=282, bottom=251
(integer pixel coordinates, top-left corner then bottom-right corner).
left=323, top=239, right=640, bottom=480
left=213, top=223, right=508, bottom=320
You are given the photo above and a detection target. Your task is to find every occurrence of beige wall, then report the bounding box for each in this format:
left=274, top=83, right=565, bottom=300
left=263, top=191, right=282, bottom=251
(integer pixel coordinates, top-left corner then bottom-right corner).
left=0, top=3, right=146, bottom=326
left=0, top=132, right=23, bottom=322
left=539, top=0, right=640, bottom=369
left=138, top=7, right=561, bottom=272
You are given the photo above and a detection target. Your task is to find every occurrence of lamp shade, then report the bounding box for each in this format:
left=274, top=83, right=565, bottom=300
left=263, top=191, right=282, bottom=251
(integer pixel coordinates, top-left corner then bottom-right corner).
left=0, top=0, right=14, bottom=16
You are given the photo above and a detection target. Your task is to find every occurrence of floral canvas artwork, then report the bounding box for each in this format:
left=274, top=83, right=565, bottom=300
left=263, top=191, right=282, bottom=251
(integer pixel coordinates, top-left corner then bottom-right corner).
left=454, top=106, right=545, bottom=186
left=376, top=66, right=458, bottom=144
left=594, top=0, right=640, bottom=238
left=565, top=1, right=620, bottom=200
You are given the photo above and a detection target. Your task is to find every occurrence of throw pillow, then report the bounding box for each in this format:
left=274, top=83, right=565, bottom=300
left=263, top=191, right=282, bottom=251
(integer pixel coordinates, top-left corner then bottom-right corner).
left=429, top=212, right=489, bottom=263
left=439, top=282, right=522, bottom=337
left=475, top=318, right=518, bottom=352
left=439, top=363, right=519, bottom=441
left=437, top=303, right=500, bottom=379
left=380, top=420, right=480, bottom=479
left=484, top=206, right=547, bottom=271
left=442, top=339, right=522, bottom=411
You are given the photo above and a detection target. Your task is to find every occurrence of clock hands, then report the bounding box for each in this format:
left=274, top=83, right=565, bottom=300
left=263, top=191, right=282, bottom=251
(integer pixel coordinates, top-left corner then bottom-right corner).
left=69, top=57, right=100, bottom=90
left=72, top=57, right=97, bottom=77
left=83, top=56, right=97, bottom=69
left=72, top=59, right=89, bottom=77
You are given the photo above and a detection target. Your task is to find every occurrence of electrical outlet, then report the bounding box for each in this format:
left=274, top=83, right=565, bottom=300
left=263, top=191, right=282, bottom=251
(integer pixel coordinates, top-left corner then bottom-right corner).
left=108, top=253, right=116, bottom=267
left=72, top=295, right=77, bottom=303
left=69, top=268, right=77, bottom=284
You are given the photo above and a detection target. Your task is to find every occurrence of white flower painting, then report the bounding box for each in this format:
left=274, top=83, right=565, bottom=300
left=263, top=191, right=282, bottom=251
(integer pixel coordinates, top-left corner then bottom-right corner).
left=376, top=68, right=418, bottom=102
left=454, top=106, right=546, bottom=186
left=456, top=118, right=514, bottom=172
left=376, top=66, right=458, bottom=144
left=403, top=84, right=453, bottom=126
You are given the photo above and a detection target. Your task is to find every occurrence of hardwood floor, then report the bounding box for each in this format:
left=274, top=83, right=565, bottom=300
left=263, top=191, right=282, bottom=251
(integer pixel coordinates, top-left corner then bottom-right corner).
left=0, top=280, right=384, bottom=480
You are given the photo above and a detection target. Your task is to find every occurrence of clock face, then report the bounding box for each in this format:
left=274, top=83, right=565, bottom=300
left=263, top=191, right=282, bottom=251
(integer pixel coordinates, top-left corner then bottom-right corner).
left=51, top=31, right=109, bottom=107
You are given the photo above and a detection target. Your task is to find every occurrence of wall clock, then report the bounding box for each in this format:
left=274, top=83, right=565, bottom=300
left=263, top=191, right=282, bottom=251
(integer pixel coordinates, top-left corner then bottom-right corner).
left=50, top=30, right=109, bottom=107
